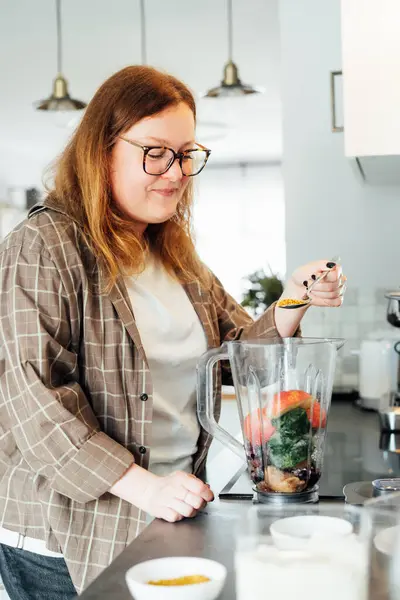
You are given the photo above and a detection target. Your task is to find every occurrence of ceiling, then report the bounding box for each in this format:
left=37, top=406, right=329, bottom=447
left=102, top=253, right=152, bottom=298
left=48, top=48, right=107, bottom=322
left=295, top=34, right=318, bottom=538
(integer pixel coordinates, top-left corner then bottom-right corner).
left=0, top=0, right=282, bottom=188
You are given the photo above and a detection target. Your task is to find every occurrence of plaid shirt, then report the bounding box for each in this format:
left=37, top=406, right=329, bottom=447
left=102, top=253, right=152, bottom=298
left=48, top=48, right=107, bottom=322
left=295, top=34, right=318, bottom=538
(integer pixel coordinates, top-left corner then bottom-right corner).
left=0, top=200, right=283, bottom=593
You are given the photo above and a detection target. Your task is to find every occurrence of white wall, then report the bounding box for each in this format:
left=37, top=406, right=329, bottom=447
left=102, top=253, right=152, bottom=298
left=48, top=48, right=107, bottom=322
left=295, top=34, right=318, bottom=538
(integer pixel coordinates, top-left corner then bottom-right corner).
left=279, top=0, right=400, bottom=389
left=194, top=164, right=286, bottom=302
left=279, top=0, right=400, bottom=294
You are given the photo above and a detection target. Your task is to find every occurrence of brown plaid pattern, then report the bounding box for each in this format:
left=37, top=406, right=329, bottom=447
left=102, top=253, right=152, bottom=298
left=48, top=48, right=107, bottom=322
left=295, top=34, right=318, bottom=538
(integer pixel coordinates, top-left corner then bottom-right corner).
left=0, top=200, right=284, bottom=593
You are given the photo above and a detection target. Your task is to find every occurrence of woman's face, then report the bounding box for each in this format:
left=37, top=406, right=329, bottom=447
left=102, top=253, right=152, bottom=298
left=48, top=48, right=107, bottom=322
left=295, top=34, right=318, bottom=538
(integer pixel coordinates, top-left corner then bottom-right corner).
left=110, top=103, right=195, bottom=233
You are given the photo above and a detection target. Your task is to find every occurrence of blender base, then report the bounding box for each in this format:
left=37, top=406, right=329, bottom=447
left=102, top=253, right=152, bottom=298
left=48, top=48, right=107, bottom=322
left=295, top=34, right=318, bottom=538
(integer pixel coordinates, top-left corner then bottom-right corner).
left=255, top=485, right=319, bottom=505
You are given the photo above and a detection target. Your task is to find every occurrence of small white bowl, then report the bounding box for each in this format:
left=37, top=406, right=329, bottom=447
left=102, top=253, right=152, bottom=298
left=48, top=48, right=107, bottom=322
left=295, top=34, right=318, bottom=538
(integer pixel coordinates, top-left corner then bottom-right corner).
left=374, top=525, right=400, bottom=556
left=270, top=515, right=353, bottom=550
left=125, top=556, right=227, bottom=600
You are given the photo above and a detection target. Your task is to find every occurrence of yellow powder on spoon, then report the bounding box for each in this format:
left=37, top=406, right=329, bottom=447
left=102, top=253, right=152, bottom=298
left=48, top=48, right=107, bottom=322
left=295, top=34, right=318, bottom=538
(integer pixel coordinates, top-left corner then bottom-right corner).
left=277, top=298, right=308, bottom=307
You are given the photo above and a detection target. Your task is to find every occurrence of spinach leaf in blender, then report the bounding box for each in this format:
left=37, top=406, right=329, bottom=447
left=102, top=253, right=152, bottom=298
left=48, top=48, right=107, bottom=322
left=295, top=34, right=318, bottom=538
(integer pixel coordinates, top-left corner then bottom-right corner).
left=268, top=435, right=309, bottom=470
left=271, top=407, right=310, bottom=439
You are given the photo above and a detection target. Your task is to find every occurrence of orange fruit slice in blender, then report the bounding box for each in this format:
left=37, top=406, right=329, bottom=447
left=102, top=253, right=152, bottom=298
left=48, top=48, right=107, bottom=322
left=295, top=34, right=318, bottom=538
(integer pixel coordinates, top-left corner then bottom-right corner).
left=269, top=390, right=313, bottom=418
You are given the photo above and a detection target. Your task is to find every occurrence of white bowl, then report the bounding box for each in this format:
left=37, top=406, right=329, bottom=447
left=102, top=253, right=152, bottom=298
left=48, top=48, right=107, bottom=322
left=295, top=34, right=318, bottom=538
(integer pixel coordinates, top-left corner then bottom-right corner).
left=374, top=525, right=400, bottom=556
left=125, top=556, right=227, bottom=600
left=270, top=515, right=354, bottom=550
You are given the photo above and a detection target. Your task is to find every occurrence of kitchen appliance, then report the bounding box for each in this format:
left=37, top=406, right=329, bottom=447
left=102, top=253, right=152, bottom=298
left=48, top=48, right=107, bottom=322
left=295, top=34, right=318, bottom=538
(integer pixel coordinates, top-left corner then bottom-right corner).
left=197, top=337, right=344, bottom=504
left=358, top=292, right=400, bottom=410
left=358, top=333, right=400, bottom=411
left=379, top=404, right=400, bottom=432
left=380, top=432, right=400, bottom=453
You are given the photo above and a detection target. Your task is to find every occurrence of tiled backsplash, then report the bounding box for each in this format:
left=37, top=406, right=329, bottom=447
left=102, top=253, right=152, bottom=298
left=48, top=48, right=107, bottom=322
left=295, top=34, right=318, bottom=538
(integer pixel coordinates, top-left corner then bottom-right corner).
left=301, top=287, right=398, bottom=390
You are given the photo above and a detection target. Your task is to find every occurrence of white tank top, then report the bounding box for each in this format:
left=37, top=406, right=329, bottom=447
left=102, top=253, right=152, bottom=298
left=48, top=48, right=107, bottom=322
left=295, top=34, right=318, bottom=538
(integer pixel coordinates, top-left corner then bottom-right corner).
left=125, top=258, right=208, bottom=476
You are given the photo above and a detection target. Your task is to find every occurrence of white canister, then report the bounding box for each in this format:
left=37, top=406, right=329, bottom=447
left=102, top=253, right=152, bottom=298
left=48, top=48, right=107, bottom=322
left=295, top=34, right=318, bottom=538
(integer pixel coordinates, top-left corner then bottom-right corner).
left=359, top=339, right=399, bottom=409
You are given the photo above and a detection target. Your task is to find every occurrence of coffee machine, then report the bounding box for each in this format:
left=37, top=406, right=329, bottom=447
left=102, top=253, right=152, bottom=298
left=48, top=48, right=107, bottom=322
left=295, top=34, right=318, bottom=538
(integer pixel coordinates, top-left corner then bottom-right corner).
left=385, top=291, right=400, bottom=403
left=358, top=292, right=400, bottom=410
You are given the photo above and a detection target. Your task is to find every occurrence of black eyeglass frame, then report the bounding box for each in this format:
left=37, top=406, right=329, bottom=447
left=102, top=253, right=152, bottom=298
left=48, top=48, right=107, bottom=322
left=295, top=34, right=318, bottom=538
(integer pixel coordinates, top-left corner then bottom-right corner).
left=119, top=137, right=211, bottom=177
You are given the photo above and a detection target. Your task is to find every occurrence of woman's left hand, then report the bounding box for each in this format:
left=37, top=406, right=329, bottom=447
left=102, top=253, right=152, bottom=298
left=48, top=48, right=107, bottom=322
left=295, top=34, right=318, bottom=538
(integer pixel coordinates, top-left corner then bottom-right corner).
left=285, top=259, right=347, bottom=308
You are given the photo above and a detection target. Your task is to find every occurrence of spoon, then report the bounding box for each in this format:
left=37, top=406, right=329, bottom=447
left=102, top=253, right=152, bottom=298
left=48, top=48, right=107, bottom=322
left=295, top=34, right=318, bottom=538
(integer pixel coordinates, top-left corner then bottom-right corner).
left=277, top=256, right=341, bottom=310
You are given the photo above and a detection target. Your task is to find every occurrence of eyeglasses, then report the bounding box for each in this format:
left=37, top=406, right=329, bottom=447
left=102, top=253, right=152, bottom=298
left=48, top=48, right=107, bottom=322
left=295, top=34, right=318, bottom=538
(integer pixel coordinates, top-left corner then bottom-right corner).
left=119, top=137, right=211, bottom=177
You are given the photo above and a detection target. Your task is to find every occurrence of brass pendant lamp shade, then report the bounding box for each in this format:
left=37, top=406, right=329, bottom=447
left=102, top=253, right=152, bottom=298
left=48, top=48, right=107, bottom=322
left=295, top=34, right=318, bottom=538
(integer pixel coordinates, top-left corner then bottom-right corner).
left=203, top=0, right=263, bottom=98
left=35, top=0, right=86, bottom=111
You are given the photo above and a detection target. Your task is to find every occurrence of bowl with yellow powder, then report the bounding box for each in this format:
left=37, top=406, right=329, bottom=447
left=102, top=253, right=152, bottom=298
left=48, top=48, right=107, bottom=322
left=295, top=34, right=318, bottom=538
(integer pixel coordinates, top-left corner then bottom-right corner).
left=125, top=556, right=227, bottom=600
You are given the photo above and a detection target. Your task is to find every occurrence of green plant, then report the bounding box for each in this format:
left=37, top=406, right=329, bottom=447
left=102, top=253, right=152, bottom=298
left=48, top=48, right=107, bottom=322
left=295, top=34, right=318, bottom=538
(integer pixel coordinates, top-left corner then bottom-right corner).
left=241, top=268, right=284, bottom=316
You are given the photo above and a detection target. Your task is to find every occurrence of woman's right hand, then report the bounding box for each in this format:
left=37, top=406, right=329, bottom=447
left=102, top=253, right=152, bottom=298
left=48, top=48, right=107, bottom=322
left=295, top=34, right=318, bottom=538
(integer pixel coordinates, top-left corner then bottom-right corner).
left=109, top=464, right=214, bottom=523
left=142, top=471, right=214, bottom=522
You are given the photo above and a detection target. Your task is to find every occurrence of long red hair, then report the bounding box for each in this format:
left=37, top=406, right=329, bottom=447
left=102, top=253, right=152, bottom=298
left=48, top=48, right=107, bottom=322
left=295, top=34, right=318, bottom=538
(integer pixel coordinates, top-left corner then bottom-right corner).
left=46, top=65, right=209, bottom=291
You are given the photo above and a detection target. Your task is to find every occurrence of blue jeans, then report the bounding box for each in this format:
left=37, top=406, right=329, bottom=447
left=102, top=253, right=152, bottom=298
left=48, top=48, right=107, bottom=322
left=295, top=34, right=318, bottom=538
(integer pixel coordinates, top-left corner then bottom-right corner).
left=0, top=544, right=76, bottom=600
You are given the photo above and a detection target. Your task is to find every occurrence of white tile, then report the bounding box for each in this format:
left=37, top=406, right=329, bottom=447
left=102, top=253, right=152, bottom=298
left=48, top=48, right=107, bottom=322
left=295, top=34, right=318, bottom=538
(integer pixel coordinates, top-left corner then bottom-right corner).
left=372, top=321, right=397, bottom=335
left=343, top=287, right=359, bottom=306
left=342, top=339, right=361, bottom=353
left=375, top=287, right=391, bottom=305
left=358, top=322, right=374, bottom=340
left=333, top=372, right=343, bottom=386
left=340, top=323, right=359, bottom=339
left=321, top=323, right=340, bottom=339
left=303, top=310, right=323, bottom=326
left=341, top=355, right=359, bottom=375
left=359, top=288, right=375, bottom=305
left=303, top=324, right=326, bottom=338
left=374, top=305, right=387, bottom=322
left=341, top=372, right=359, bottom=387
left=325, top=307, right=343, bottom=324
left=300, top=322, right=315, bottom=337
left=340, top=306, right=359, bottom=324
left=360, top=306, right=375, bottom=323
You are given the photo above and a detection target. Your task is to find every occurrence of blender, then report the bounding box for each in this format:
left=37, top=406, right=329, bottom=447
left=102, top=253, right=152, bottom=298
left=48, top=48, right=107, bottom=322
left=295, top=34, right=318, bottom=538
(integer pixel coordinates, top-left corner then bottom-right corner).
left=197, top=337, right=344, bottom=504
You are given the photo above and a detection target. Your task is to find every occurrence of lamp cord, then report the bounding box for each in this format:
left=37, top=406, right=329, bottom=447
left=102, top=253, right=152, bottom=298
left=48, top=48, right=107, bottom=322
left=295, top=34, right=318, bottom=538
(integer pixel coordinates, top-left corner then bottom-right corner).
left=56, top=0, right=63, bottom=74
left=227, top=0, right=233, bottom=61
left=140, top=0, right=147, bottom=65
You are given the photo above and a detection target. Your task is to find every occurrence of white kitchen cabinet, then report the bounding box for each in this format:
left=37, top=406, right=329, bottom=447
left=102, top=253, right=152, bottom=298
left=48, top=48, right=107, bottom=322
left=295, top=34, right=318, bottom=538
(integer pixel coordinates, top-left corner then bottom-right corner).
left=340, top=0, right=400, bottom=158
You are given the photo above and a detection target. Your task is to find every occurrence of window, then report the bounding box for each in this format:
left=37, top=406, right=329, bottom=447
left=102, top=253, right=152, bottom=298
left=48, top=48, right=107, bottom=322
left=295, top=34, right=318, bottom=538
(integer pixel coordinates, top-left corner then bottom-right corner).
left=193, top=164, right=286, bottom=303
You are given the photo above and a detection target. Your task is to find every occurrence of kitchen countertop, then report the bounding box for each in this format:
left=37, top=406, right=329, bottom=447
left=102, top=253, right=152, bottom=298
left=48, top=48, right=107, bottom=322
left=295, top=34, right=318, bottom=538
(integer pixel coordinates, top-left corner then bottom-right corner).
left=79, top=504, right=244, bottom=600
left=79, top=400, right=399, bottom=599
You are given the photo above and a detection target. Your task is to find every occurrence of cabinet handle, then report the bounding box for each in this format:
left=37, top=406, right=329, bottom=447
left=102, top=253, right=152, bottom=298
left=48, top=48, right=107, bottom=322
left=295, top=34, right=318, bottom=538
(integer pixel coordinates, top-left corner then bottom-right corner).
left=330, top=70, right=344, bottom=133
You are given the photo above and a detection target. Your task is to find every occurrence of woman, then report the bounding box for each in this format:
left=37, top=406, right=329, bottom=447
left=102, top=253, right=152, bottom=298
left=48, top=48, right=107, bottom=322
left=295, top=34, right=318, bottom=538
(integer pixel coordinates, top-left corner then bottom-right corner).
left=0, top=66, right=345, bottom=598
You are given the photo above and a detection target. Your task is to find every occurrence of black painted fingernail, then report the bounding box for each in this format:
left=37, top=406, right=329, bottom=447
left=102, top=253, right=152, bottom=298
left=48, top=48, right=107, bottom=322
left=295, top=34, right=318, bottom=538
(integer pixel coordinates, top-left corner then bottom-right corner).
left=326, top=262, right=336, bottom=268
left=303, top=280, right=308, bottom=287
left=311, top=274, right=316, bottom=280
